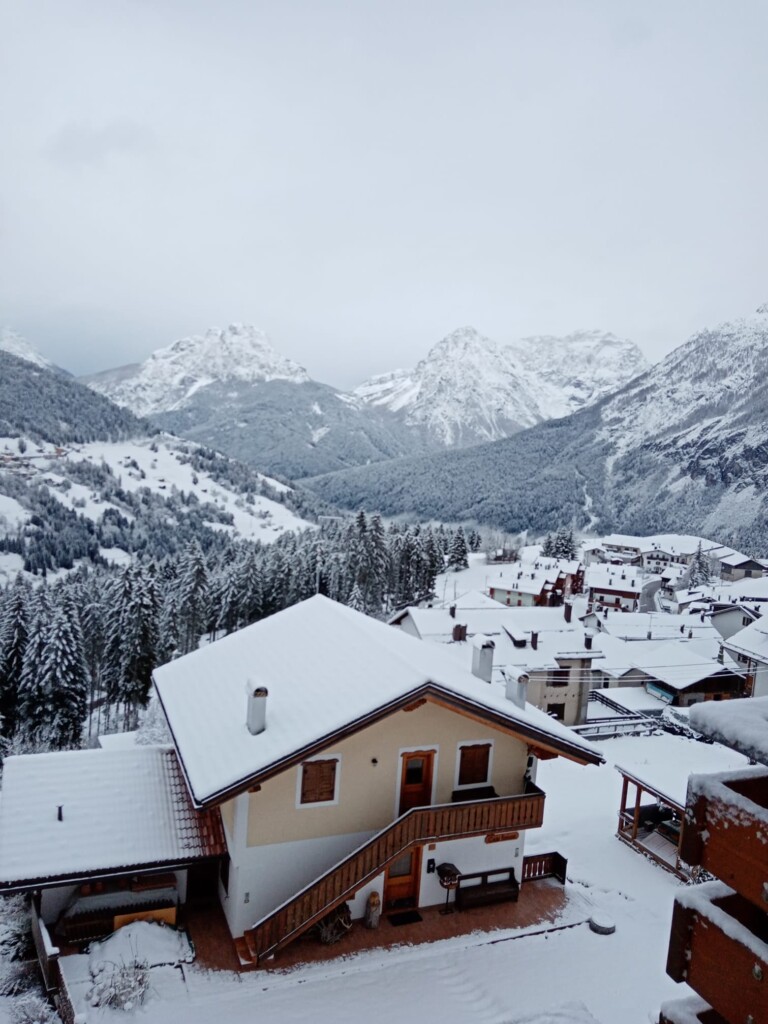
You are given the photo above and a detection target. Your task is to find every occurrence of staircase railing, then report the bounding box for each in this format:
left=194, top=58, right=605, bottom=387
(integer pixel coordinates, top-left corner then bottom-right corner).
left=246, top=784, right=545, bottom=964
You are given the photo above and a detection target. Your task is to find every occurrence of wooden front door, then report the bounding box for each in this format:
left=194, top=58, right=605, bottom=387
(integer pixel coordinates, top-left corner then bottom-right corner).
left=384, top=847, right=422, bottom=910
left=399, top=751, right=435, bottom=815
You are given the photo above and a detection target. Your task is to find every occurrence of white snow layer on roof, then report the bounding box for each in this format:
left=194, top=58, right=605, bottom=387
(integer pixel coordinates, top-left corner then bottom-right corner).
left=689, top=696, right=768, bottom=762
left=154, top=595, right=600, bottom=805
left=614, top=733, right=750, bottom=807
left=0, top=746, right=215, bottom=885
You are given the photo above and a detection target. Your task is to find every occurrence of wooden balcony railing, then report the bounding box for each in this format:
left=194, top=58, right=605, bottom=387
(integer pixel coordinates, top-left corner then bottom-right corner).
left=680, top=769, right=768, bottom=907
left=667, top=884, right=768, bottom=1024
left=522, top=851, right=567, bottom=884
left=245, top=784, right=545, bottom=964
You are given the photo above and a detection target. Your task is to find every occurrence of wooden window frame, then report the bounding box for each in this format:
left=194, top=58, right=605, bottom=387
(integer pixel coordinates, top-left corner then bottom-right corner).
left=454, top=741, right=493, bottom=789
left=297, top=756, right=340, bottom=808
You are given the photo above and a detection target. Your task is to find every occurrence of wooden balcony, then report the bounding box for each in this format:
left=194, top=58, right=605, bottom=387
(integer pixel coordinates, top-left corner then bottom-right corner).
left=679, top=768, right=768, bottom=907
left=245, top=784, right=545, bottom=965
left=666, top=881, right=768, bottom=1024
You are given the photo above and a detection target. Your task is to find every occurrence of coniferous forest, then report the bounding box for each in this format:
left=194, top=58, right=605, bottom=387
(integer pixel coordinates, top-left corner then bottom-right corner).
left=0, top=514, right=481, bottom=753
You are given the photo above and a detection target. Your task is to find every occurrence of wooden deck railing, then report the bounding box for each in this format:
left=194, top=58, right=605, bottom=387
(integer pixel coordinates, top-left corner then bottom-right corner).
left=30, top=895, right=60, bottom=996
left=522, top=851, right=567, bottom=884
left=246, top=784, right=545, bottom=964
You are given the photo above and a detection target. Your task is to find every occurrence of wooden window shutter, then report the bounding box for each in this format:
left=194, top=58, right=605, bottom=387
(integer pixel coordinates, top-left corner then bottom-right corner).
left=458, top=744, right=491, bottom=786
left=301, top=759, right=338, bottom=803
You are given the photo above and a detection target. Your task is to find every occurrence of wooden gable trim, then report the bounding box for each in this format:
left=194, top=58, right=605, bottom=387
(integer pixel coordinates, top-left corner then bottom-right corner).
left=169, top=681, right=602, bottom=809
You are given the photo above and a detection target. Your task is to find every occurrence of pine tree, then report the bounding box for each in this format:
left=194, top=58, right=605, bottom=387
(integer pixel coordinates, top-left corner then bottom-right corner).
left=446, top=527, right=469, bottom=572
left=43, top=598, right=88, bottom=749
left=685, top=542, right=711, bottom=590
left=176, top=541, right=210, bottom=654
left=0, top=575, right=31, bottom=737
left=346, top=582, right=365, bottom=612
left=16, top=589, right=52, bottom=744
left=541, top=533, right=555, bottom=557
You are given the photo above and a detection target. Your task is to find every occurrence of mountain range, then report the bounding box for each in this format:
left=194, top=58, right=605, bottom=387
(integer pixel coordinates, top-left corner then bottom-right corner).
left=304, top=305, right=768, bottom=551
left=80, top=322, right=646, bottom=477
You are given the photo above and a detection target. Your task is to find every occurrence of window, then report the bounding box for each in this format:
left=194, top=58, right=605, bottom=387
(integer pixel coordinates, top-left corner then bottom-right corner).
left=458, top=743, right=491, bottom=786
left=547, top=702, right=565, bottom=721
left=300, top=758, right=338, bottom=805
left=547, top=668, right=569, bottom=687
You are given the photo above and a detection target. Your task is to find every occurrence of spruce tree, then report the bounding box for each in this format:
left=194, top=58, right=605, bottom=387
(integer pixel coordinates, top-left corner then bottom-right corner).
left=16, top=589, right=52, bottom=743
left=0, top=575, right=31, bottom=737
left=446, top=527, right=469, bottom=571
left=176, top=541, right=210, bottom=654
left=43, top=599, right=88, bottom=749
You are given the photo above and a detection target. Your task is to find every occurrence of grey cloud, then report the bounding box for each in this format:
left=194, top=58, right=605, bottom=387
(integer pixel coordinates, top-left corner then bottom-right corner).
left=46, top=120, right=157, bottom=166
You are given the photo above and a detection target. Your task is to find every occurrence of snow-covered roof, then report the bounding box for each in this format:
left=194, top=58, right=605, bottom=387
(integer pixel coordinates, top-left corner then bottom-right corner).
left=585, top=609, right=718, bottom=643
left=599, top=686, right=669, bottom=713
left=613, top=733, right=751, bottom=807
left=723, top=617, right=768, bottom=662
left=689, top=697, right=768, bottom=763
left=584, top=565, right=645, bottom=594
left=0, top=747, right=225, bottom=888
left=601, top=533, right=719, bottom=557
left=628, top=641, right=740, bottom=691
left=154, top=596, right=602, bottom=807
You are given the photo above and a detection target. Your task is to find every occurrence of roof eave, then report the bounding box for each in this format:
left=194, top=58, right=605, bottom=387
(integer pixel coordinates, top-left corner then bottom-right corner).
left=164, top=680, right=604, bottom=810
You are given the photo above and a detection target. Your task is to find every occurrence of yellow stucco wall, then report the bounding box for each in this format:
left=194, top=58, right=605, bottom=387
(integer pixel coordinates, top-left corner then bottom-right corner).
left=245, top=699, right=529, bottom=847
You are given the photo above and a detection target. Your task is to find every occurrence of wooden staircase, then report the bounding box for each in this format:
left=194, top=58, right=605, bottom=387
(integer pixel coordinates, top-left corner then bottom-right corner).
left=243, top=783, right=545, bottom=965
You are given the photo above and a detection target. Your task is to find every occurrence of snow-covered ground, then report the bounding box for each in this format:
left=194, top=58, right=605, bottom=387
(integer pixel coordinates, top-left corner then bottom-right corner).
left=0, top=434, right=311, bottom=556
left=50, top=729, right=752, bottom=1024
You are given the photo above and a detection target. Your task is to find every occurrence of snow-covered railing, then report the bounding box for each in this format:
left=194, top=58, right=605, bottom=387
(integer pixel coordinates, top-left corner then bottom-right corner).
left=245, top=784, right=545, bottom=965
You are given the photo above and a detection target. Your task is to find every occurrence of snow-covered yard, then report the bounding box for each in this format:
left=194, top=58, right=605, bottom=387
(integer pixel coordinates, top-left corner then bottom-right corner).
left=48, top=730, right=751, bottom=1024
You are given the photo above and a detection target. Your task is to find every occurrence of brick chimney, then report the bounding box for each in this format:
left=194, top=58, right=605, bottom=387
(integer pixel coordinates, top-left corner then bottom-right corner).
left=564, top=602, right=573, bottom=623
left=246, top=682, right=268, bottom=735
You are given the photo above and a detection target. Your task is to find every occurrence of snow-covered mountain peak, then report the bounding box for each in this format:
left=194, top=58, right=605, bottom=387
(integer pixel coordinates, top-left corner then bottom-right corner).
left=354, top=324, right=647, bottom=446
left=0, top=328, right=54, bottom=370
left=86, top=323, right=309, bottom=417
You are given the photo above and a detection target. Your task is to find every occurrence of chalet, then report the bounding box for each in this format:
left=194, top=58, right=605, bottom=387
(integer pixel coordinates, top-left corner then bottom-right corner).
left=722, top=615, right=768, bottom=697
left=625, top=641, right=745, bottom=707
left=584, top=564, right=647, bottom=612
left=661, top=698, right=768, bottom=1024
left=582, top=609, right=720, bottom=644
left=487, top=558, right=583, bottom=609
left=0, top=595, right=602, bottom=976
left=717, top=550, right=766, bottom=582
left=707, top=602, right=761, bottom=642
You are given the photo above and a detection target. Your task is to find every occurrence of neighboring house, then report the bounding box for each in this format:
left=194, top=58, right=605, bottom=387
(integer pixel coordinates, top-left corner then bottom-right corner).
left=584, top=564, right=647, bottom=611
left=0, top=596, right=602, bottom=974
left=614, top=733, right=750, bottom=882
left=392, top=602, right=601, bottom=726
left=707, top=602, right=761, bottom=642
left=487, top=559, right=583, bottom=608
left=627, top=641, right=745, bottom=707
left=718, top=551, right=767, bottom=581
left=661, top=698, right=768, bottom=1024
left=722, top=616, right=768, bottom=697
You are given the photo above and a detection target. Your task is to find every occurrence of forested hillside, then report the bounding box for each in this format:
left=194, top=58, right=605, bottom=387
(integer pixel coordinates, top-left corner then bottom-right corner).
left=0, top=515, right=477, bottom=750
left=0, top=350, right=146, bottom=443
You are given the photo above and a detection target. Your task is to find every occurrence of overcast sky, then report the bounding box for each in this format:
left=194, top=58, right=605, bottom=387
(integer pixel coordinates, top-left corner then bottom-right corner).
left=2, top=1, right=767, bottom=387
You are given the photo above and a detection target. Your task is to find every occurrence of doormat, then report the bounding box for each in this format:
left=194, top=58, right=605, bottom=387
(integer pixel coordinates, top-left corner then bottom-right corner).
left=388, top=910, right=423, bottom=927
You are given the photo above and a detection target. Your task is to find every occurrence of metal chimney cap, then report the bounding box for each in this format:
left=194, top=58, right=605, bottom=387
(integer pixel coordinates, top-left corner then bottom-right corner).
left=245, top=681, right=269, bottom=698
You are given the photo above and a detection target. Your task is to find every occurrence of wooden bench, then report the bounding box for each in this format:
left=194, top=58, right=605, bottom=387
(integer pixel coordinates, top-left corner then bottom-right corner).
left=455, top=868, right=519, bottom=911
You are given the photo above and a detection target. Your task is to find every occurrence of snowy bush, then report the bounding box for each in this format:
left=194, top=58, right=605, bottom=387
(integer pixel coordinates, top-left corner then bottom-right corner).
left=0, top=960, right=37, bottom=997
left=9, top=995, right=60, bottom=1024
left=87, top=958, right=150, bottom=1010
left=0, top=895, right=34, bottom=962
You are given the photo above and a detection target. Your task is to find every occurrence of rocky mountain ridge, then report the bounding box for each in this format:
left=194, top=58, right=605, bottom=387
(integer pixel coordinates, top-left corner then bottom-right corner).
left=305, top=305, right=768, bottom=552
